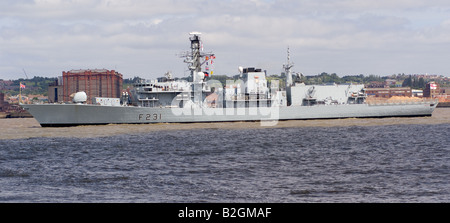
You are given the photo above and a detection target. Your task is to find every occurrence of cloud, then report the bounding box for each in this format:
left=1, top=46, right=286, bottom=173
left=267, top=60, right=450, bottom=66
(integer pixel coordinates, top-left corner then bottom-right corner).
left=1, top=0, right=450, bottom=80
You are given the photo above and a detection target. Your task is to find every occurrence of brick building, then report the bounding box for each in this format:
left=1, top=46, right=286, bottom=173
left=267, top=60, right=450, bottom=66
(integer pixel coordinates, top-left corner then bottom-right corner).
left=423, top=82, right=439, bottom=98
left=441, top=87, right=450, bottom=97
left=423, top=82, right=450, bottom=103
left=365, top=87, right=412, bottom=98
left=62, top=69, right=123, bottom=103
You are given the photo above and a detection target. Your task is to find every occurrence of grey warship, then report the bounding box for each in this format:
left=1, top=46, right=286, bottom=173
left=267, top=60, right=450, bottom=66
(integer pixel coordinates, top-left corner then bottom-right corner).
left=22, top=32, right=438, bottom=127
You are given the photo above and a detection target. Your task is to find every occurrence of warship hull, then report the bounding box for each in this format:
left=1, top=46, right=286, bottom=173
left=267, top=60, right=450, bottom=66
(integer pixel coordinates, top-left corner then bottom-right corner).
left=19, top=34, right=439, bottom=127
left=22, top=102, right=437, bottom=127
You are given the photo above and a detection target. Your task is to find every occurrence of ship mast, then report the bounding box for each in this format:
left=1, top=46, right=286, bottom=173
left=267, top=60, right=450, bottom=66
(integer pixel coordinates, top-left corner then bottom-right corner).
left=181, top=32, right=215, bottom=83
left=188, top=32, right=202, bottom=82
left=283, top=47, right=294, bottom=87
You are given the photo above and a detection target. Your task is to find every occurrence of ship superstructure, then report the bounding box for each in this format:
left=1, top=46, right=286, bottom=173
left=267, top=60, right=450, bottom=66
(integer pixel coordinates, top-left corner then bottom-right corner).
left=22, top=33, right=438, bottom=127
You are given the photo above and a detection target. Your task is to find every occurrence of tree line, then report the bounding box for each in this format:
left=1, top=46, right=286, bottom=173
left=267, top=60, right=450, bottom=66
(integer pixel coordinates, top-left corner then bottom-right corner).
left=2, top=73, right=448, bottom=97
left=1, top=76, right=57, bottom=96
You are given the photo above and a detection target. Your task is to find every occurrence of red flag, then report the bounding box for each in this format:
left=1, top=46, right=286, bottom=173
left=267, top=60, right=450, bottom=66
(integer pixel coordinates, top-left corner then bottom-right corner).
left=430, top=83, right=437, bottom=90
left=20, top=83, right=26, bottom=89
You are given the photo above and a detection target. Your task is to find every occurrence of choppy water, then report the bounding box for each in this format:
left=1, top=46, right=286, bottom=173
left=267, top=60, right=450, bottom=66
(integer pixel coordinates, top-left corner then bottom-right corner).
left=0, top=109, right=449, bottom=202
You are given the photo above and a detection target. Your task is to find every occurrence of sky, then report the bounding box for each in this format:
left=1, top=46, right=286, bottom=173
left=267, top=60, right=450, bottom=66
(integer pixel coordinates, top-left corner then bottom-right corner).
left=1, top=0, right=450, bottom=80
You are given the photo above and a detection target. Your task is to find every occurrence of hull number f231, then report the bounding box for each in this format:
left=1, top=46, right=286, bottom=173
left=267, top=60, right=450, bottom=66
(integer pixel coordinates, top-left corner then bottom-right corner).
left=139, top=113, right=162, bottom=121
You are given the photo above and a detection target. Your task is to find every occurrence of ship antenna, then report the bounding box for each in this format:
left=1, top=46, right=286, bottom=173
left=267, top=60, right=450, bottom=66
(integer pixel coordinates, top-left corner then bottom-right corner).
left=283, top=47, right=294, bottom=87
left=180, top=32, right=215, bottom=83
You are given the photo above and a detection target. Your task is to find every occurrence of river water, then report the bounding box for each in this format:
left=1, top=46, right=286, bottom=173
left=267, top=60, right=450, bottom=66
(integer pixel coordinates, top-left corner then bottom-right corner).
left=0, top=108, right=449, bottom=202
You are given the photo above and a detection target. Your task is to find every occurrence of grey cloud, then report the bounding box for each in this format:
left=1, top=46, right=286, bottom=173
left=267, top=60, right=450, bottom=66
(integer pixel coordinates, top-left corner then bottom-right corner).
left=1, top=0, right=450, bottom=80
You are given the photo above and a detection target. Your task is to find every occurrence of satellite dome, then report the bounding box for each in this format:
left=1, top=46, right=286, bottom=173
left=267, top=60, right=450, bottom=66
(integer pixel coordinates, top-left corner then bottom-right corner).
left=73, top=92, right=87, bottom=103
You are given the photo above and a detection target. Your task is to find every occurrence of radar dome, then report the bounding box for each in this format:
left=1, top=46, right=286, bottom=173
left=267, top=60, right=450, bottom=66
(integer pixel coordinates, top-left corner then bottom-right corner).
left=73, top=92, right=87, bottom=103
left=196, top=72, right=205, bottom=81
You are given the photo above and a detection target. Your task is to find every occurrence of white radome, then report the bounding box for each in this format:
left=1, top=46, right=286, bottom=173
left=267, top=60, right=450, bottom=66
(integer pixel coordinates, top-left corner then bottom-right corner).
left=73, top=92, right=87, bottom=103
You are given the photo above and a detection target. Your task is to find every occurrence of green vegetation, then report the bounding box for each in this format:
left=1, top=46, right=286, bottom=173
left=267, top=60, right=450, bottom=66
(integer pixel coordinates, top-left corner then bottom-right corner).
left=2, top=73, right=449, bottom=98
left=301, top=73, right=384, bottom=85
left=205, top=72, right=386, bottom=89
left=209, top=72, right=450, bottom=89
left=402, top=75, right=425, bottom=89
left=208, top=75, right=230, bottom=87
left=1, top=76, right=57, bottom=96
left=123, top=76, right=144, bottom=89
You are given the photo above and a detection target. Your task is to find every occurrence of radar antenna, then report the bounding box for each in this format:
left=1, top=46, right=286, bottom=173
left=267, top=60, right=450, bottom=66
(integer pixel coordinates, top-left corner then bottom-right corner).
left=179, top=32, right=215, bottom=82
left=283, top=47, right=294, bottom=87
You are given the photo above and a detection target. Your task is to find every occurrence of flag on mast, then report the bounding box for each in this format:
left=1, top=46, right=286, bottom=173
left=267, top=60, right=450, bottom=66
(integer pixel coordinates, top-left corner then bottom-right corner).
left=430, top=83, right=437, bottom=90
left=19, top=82, right=25, bottom=104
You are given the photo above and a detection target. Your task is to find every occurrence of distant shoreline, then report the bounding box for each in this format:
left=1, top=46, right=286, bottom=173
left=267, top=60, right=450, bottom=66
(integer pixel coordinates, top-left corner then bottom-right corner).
left=437, top=102, right=450, bottom=108
left=0, top=111, right=33, bottom=119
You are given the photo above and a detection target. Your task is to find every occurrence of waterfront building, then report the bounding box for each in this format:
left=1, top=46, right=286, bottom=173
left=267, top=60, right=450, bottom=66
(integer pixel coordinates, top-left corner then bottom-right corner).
left=62, top=69, right=123, bottom=103
left=365, top=87, right=412, bottom=98
left=423, top=82, right=439, bottom=98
